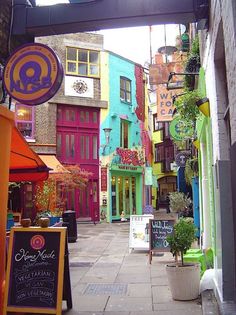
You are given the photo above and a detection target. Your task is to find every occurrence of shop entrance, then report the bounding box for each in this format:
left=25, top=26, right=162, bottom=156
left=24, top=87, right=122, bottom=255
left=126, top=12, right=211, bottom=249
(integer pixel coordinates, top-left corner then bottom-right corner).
left=111, top=175, right=136, bottom=220
left=157, top=176, right=177, bottom=209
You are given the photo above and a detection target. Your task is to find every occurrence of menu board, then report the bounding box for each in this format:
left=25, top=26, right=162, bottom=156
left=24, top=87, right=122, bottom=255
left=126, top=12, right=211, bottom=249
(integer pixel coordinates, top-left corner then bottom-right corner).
left=129, top=215, right=154, bottom=251
left=149, top=219, right=175, bottom=263
left=3, top=227, right=66, bottom=315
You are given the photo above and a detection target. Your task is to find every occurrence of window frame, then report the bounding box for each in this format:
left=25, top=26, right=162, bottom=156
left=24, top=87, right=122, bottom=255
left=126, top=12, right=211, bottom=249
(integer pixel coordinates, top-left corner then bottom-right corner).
left=66, top=47, right=100, bottom=78
left=15, top=104, right=35, bottom=139
left=120, top=119, right=129, bottom=149
left=120, top=76, right=131, bottom=103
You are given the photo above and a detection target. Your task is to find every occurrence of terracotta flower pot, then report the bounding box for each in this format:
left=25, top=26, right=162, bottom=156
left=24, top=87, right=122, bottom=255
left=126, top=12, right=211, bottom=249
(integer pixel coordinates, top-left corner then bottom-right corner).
left=20, top=218, right=31, bottom=227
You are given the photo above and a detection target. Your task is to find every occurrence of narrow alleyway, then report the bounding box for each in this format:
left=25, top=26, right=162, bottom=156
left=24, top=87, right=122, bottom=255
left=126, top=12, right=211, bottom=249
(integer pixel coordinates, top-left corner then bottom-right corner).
left=63, top=221, right=202, bottom=315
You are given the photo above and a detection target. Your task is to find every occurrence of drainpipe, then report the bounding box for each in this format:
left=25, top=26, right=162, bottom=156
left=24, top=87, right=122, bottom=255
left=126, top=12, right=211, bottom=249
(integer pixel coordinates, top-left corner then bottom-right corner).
left=0, top=106, right=14, bottom=310
left=200, top=142, right=211, bottom=249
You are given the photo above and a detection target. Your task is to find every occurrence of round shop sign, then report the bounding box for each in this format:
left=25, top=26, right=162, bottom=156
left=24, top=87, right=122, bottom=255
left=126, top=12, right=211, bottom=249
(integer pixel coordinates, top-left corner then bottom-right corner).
left=3, top=43, right=63, bottom=105
left=175, top=151, right=191, bottom=167
left=169, top=116, right=194, bottom=141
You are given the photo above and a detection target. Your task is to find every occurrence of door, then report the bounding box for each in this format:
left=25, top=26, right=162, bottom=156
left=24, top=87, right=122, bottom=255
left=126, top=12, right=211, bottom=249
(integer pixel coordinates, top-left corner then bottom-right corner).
left=75, top=180, right=99, bottom=221
left=111, top=175, right=136, bottom=220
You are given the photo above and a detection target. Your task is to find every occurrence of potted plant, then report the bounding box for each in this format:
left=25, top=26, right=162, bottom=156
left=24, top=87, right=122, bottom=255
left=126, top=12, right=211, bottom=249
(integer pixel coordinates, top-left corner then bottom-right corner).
left=168, top=191, right=192, bottom=216
left=184, top=157, right=199, bottom=186
left=166, top=218, right=200, bottom=300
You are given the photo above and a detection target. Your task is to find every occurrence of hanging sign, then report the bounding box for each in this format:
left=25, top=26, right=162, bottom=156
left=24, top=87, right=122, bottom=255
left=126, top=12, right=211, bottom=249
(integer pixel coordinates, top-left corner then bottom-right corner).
left=156, top=84, right=175, bottom=121
left=169, top=116, right=194, bottom=141
left=175, top=151, right=191, bottom=167
left=3, top=43, right=63, bottom=105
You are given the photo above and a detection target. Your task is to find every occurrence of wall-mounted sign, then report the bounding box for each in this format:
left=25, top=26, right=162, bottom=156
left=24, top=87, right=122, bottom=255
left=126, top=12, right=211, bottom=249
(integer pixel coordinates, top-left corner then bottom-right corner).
left=116, top=147, right=144, bottom=166
left=101, top=167, right=107, bottom=191
left=3, top=43, right=63, bottom=105
left=175, top=151, right=191, bottom=167
left=145, top=167, right=153, bottom=185
left=169, top=116, right=194, bottom=141
left=110, top=164, right=143, bottom=173
left=64, top=76, right=94, bottom=98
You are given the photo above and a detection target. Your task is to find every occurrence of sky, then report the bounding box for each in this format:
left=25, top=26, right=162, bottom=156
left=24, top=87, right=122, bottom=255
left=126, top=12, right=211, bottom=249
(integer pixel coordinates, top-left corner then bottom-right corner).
left=36, top=0, right=182, bottom=66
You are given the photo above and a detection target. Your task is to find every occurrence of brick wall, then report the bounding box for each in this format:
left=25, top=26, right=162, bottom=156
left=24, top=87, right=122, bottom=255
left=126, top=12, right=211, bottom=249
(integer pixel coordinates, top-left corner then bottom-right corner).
left=36, top=33, right=103, bottom=100
left=33, top=33, right=104, bottom=154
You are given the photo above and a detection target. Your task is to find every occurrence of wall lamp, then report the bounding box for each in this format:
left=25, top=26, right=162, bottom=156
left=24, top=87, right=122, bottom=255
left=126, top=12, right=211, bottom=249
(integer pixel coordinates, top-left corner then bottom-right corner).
left=101, top=127, right=112, bottom=155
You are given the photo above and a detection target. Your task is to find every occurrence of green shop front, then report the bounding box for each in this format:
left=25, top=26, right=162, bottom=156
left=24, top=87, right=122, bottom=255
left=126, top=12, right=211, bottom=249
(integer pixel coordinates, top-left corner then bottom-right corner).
left=109, top=164, right=143, bottom=221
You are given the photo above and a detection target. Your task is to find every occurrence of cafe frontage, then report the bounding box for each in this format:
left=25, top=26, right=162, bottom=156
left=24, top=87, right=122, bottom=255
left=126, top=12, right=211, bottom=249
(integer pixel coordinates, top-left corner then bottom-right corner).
left=109, top=164, right=143, bottom=222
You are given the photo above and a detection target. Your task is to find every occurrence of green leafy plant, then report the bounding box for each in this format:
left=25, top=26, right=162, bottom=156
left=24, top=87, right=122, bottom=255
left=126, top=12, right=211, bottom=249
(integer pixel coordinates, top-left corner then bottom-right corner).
left=184, top=157, right=199, bottom=185
left=167, top=218, right=197, bottom=266
left=168, top=191, right=192, bottom=213
left=174, top=89, right=202, bottom=122
left=184, top=35, right=200, bottom=90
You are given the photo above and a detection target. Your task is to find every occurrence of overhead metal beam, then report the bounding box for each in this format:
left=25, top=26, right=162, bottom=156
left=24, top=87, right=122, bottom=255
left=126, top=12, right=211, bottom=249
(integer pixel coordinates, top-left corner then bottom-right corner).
left=12, top=0, right=209, bottom=37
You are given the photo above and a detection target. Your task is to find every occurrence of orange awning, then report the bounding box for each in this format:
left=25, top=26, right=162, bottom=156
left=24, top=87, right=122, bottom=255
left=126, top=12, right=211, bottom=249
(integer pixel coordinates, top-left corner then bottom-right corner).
left=38, top=155, right=69, bottom=174
left=9, top=127, right=50, bottom=182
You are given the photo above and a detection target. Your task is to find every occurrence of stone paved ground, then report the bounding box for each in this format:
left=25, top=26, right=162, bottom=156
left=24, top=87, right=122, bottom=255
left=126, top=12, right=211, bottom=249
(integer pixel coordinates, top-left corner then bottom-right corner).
left=62, top=222, right=203, bottom=315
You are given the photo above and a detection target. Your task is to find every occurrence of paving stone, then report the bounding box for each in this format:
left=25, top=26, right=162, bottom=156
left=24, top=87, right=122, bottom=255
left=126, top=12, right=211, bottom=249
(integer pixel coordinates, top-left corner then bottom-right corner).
left=71, top=295, right=109, bottom=312
left=106, top=296, right=153, bottom=312
left=84, top=283, right=127, bottom=295
left=127, top=283, right=152, bottom=297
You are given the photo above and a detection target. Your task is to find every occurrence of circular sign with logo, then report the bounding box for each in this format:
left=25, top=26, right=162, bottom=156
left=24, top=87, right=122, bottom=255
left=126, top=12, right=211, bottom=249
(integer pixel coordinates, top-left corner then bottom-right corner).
left=3, top=43, right=63, bottom=105
left=169, top=116, right=194, bottom=141
left=175, top=151, right=191, bottom=167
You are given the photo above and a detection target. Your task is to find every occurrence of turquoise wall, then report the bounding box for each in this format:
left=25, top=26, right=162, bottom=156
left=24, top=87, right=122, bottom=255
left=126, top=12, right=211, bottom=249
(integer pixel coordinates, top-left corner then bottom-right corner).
left=100, top=53, right=141, bottom=154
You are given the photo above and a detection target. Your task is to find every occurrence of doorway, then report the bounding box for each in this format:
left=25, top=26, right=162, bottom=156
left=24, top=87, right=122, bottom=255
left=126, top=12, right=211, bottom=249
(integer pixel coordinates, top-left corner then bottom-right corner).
left=111, top=175, right=136, bottom=220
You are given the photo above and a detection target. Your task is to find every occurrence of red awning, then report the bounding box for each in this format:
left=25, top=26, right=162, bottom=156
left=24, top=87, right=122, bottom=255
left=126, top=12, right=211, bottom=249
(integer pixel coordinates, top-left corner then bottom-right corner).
left=9, top=127, right=50, bottom=182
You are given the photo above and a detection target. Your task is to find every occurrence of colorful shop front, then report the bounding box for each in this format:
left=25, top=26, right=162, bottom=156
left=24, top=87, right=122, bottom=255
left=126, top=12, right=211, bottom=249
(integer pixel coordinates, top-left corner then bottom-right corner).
left=109, top=162, right=143, bottom=222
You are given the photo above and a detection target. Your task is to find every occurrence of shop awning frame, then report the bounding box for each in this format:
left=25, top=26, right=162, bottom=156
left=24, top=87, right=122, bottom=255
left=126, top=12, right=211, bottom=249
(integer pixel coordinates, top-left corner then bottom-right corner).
left=9, top=127, right=50, bottom=182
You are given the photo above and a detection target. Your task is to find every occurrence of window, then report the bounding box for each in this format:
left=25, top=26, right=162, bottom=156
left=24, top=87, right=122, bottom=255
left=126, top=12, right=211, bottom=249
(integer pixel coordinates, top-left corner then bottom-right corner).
left=15, top=104, right=34, bottom=138
left=120, top=120, right=129, bottom=148
left=163, top=122, right=170, bottom=139
left=154, top=143, right=174, bottom=171
left=154, top=144, right=164, bottom=162
left=153, top=114, right=164, bottom=132
left=120, top=77, right=131, bottom=103
left=66, top=47, right=99, bottom=77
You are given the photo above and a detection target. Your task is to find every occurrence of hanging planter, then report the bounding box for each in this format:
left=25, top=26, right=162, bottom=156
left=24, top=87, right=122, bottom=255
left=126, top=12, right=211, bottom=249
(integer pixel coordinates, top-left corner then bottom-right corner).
left=174, top=90, right=203, bottom=123
left=196, top=97, right=210, bottom=117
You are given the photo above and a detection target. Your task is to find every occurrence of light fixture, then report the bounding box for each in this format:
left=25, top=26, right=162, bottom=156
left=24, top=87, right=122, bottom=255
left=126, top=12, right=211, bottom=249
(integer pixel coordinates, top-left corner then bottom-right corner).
left=196, top=97, right=210, bottom=117
left=167, top=72, right=199, bottom=90
left=101, top=128, right=112, bottom=155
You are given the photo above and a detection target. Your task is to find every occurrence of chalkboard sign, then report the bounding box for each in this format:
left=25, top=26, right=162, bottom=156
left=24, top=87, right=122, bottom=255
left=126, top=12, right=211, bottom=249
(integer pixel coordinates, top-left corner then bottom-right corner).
left=149, top=219, right=175, bottom=263
left=3, top=227, right=66, bottom=315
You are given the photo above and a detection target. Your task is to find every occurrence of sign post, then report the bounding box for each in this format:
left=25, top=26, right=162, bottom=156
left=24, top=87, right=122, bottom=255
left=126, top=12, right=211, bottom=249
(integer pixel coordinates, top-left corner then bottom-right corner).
left=3, top=227, right=68, bottom=315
